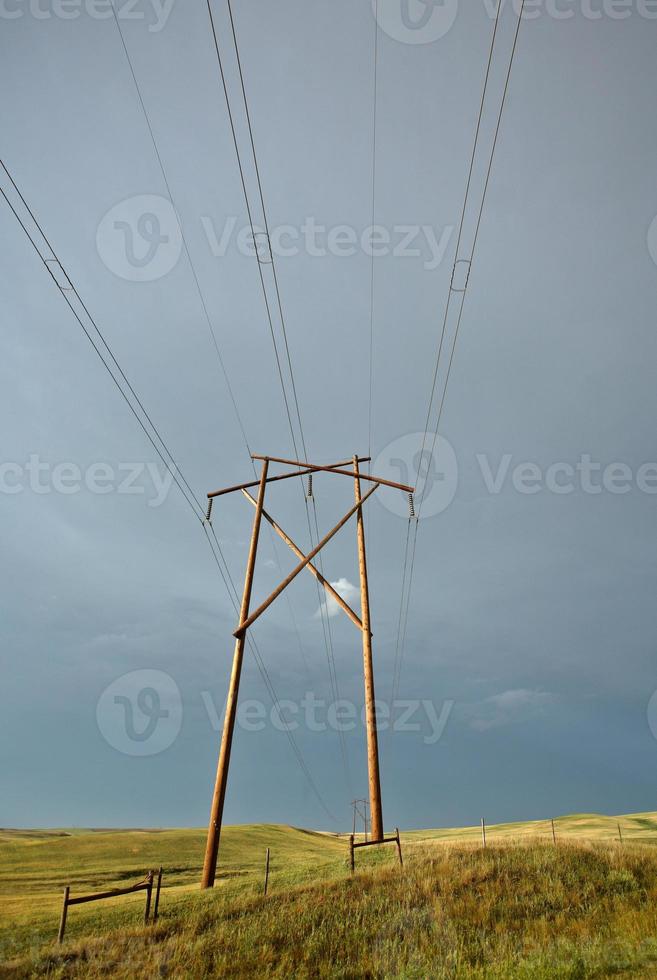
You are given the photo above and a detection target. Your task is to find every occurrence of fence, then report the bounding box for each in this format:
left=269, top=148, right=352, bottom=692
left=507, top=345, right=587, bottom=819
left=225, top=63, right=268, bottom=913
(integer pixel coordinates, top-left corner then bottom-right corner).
left=349, top=828, right=403, bottom=872
left=58, top=866, right=163, bottom=943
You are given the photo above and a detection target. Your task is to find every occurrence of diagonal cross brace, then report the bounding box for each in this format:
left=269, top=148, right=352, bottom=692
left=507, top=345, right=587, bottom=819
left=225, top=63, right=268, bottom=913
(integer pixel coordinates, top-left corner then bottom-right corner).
left=241, top=489, right=370, bottom=635
left=233, top=482, right=380, bottom=638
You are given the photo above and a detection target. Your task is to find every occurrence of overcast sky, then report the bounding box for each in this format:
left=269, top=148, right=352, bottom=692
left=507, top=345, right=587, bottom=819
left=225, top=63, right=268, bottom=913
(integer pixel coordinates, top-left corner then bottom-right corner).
left=2, top=0, right=657, bottom=833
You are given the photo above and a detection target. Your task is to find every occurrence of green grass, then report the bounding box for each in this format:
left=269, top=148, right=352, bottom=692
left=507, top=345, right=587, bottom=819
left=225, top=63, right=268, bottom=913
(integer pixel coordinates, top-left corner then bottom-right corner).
left=2, top=813, right=657, bottom=977
left=0, top=824, right=346, bottom=963
left=404, top=811, right=657, bottom=846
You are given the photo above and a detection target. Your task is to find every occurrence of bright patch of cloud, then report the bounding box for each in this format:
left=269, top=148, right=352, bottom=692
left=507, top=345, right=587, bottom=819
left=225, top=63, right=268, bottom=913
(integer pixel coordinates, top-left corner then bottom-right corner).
left=315, top=577, right=359, bottom=620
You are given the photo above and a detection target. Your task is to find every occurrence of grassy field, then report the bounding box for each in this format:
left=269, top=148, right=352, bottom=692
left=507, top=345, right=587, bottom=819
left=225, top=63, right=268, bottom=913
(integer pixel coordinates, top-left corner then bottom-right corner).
left=405, top=811, right=657, bottom=846
left=0, top=824, right=347, bottom=962
left=2, top=813, right=657, bottom=977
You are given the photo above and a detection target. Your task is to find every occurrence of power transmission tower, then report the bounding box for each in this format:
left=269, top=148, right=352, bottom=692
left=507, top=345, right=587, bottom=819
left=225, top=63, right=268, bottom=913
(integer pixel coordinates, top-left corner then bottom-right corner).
left=200, top=453, right=414, bottom=889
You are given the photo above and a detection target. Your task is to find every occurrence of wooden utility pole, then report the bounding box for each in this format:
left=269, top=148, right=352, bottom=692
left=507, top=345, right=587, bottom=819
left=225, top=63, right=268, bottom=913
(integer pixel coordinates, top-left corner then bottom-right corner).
left=201, top=460, right=269, bottom=889
left=354, top=456, right=383, bottom=843
left=200, top=454, right=414, bottom=889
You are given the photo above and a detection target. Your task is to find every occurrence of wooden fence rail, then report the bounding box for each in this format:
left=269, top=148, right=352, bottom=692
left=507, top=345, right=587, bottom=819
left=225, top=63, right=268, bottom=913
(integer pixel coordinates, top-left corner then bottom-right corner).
left=58, top=867, right=163, bottom=943
left=349, top=828, right=403, bottom=872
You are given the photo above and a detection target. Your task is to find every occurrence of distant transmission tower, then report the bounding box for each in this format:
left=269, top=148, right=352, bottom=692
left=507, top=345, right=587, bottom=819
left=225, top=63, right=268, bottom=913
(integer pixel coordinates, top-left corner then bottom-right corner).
left=351, top=798, right=369, bottom=841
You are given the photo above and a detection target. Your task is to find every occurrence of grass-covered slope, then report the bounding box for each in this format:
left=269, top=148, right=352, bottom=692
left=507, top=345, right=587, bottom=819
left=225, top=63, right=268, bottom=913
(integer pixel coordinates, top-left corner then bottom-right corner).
left=405, top=810, right=657, bottom=845
left=0, top=825, right=345, bottom=962
left=5, top=841, right=657, bottom=978
left=3, top=813, right=657, bottom=976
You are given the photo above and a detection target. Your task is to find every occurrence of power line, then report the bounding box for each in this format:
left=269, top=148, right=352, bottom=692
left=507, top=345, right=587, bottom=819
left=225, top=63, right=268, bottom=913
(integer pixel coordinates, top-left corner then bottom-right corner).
left=417, top=0, right=503, bottom=483
left=203, top=522, right=336, bottom=824
left=204, top=0, right=352, bottom=795
left=204, top=0, right=302, bottom=463
left=368, top=0, right=380, bottom=466
left=365, top=0, right=380, bottom=576
left=108, top=0, right=314, bottom=689
left=0, top=160, right=204, bottom=523
left=1, top=160, right=336, bottom=826
left=108, top=0, right=254, bottom=464
left=388, top=0, right=504, bottom=708
left=207, top=5, right=317, bottom=513
left=310, top=494, right=353, bottom=795
left=222, top=1, right=352, bottom=785
left=392, top=516, right=418, bottom=708
left=421, top=0, right=528, bottom=510
left=389, top=517, right=412, bottom=718
left=225, top=0, right=308, bottom=464
left=392, top=0, right=527, bottom=705
left=204, top=0, right=318, bottom=565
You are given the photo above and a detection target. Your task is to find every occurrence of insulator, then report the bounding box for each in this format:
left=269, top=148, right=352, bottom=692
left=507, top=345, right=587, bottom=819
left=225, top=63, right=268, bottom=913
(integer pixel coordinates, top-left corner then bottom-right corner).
left=306, top=474, right=313, bottom=499
left=450, top=258, right=471, bottom=294
left=205, top=498, right=214, bottom=523
left=408, top=493, right=415, bottom=519
left=253, top=231, right=273, bottom=264
left=45, top=258, right=73, bottom=291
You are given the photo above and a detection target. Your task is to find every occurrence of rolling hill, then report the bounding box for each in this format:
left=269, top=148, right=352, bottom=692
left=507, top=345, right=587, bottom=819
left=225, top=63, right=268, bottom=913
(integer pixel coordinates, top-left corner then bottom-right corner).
left=2, top=812, right=657, bottom=976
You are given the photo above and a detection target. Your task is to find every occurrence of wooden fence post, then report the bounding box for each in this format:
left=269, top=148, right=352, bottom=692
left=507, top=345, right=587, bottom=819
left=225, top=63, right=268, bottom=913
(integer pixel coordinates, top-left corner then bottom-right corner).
left=349, top=834, right=355, bottom=873
left=153, top=867, right=163, bottom=923
left=618, top=823, right=623, bottom=845
left=264, top=848, right=270, bottom=896
left=58, top=886, right=70, bottom=944
left=144, top=871, right=154, bottom=924
left=54, top=870, right=163, bottom=940
left=395, top=828, right=403, bottom=867
left=551, top=819, right=556, bottom=846
left=481, top=818, right=486, bottom=849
